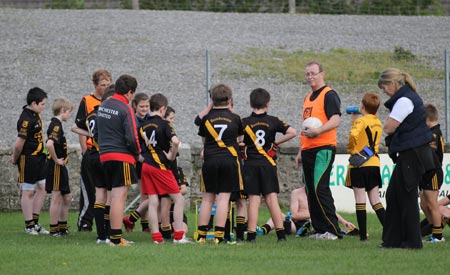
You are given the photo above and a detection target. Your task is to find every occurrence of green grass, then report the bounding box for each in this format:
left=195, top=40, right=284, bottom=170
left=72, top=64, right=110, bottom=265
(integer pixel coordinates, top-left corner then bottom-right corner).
left=222, top=47, right=443, bottom=86
left=1, top=210, right=448, bottom=274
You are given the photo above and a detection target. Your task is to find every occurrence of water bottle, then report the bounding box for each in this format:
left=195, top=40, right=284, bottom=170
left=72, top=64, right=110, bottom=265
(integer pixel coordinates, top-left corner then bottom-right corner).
left=346, top=106, right=361, bottom=114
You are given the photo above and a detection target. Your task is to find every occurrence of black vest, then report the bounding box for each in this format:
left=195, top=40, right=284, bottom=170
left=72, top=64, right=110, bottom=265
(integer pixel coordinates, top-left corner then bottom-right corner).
left=384, top=84, right=432, bottom=153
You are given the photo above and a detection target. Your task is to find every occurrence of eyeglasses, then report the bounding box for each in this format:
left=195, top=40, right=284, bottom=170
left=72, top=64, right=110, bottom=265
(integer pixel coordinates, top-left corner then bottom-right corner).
left=304, top=71, right=322, bottom=78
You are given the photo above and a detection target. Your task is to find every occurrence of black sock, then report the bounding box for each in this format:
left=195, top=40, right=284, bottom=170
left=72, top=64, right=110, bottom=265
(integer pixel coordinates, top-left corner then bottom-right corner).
left=161, top=225, right=172, bottom=240
left=236, top=216, right=246, bottom=241
left=130, top=210, right=141, bottom=223
left=197, top=225, right=208, bottom=240
left=214, top=226, right=225, bottom=242
left=104, top=205, right=111, bottom=237
left=421, top=218, right=432, bottom=236
left=372, top=203, right=386, bottom=226
left=141, top=220, right=149, bottom=231
left=33, top=213, right=39, bottom=225
left=94, top=202, right=106, bottom=239
left=356, top=203, right=367, bottom=240
left=247, top=231, right=256, bottom=241
left=276, top=228, right=286, bottom=241
left=224, top=217, right=231, bottom=241
left=50, top=224, right=58, bottom=234
left=261, top=224, right=272, bottom=235
left=110, top=229, right=122, bottom=244
left=432, top=226, right=443, bottom=240
left=25, top=219, right=35, bottom=228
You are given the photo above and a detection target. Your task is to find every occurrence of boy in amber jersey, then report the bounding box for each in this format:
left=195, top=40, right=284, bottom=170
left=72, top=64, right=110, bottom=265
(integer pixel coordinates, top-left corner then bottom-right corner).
left=345, top=93, right=385, bottom=241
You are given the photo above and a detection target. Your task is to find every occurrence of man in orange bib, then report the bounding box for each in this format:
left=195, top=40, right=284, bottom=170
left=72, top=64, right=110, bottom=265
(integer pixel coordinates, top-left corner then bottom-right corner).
left=295, top=61, right=342, bottom=240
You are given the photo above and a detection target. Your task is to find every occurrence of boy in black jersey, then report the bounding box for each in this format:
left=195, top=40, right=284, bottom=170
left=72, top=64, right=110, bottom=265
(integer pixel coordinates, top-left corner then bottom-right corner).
left=72, top=85, right=116, bottom=243
left=196, top=84, right=244, bottom=244
left=139, top=94, right=186, bottom=244
left=10, top=87, right=49, bottom=235
left=45, top=98, right=73, bottom=236
left=242, top=88, right=297, bottom=242
left=419, top=103, right=445, bottom=242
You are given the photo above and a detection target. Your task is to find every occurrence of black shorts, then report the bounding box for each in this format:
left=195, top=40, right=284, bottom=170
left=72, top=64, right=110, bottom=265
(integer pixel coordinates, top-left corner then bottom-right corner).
left=17, top=154, right=47, bottom=183
left=84, top=150, right=107, bottom=189
left=243, top=165, right=279, bottom=196
left=345, top=166, right=382, bottom=191
left=419, top=168, right=443, bottom=191
left=45, top=160, right=70, bottom=195
left=102, top=161, right=137, bottom=190
left=201, top=157, right=242, bottom=194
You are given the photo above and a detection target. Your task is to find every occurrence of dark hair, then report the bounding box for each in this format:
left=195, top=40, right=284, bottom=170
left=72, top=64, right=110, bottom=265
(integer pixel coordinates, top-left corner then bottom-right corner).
left=361, top=93, right=380, bottom=115
left=102, top=84, right=115, bottom=101
left=165, top=106, right=175, bottom=118
left=115, top=74, right=137, bottom=95
left=26, top=87, right=47, bottom=105
left=250, top=88, right=270, bottom=109
left=210, top=83, right=232, bottom=107
left=150, top=93, right=168, bottom=112
left=131, top=92, right=150, bottom=111
left=92, top=69, right=112, bottom=86
left=425, top=103, right=439, bottom=122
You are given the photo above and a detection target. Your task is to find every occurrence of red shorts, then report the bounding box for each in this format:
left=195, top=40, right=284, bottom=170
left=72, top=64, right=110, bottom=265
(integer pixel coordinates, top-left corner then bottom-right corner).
left=141, top=163, right=180, bottom=195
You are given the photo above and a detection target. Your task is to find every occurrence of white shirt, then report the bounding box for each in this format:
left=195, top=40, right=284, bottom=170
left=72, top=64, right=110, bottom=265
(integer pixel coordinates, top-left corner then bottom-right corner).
left=389, top=97, right=414, bottom=123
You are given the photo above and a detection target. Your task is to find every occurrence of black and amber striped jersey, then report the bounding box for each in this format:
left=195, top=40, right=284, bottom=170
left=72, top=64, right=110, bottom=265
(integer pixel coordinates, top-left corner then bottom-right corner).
left=198, top=108, right=243, bottom=160
left=46, top=117, right=68, bottom=162
left=430, top=124, right=444, bottom=164
left=243, top=112, right=290, bottom=166
left=16, top=106, right=44, bottom=156
left=85, top=105, right=99, bottom=152
left=139, top=115, right=177, bottom=170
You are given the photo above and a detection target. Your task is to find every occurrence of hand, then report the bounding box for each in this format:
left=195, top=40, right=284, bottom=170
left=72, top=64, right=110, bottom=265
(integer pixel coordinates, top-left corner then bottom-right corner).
left=302, top=128, right=319, bottom=138
left=266, top=143, right=279, bottom=159
left=240, top=145, right=247, bottom=160
left=342, top=220, right=356, bottom=230
left=9, top=154, right=16, bottom=165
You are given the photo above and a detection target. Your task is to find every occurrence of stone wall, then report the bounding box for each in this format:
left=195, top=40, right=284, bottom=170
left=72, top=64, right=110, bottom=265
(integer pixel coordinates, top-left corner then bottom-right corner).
left=0, top=143, right=305, bottom=211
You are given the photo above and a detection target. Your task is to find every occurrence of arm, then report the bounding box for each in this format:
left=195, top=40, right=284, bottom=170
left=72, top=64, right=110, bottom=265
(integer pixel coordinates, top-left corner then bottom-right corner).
left=71, top=123, right=91, bottom=137
left=166, top=136, right=180, bottom=161
left=290, top=188, right=310, bottom=221
left=10, top=137, right=25, bottom=164
left=46, top=139, right=65, bottom=166
left=384, top=117, right=400, bottom=136
left=336, top=212, right=356, bottom=230
left=275, top=126, right=297, bottom=145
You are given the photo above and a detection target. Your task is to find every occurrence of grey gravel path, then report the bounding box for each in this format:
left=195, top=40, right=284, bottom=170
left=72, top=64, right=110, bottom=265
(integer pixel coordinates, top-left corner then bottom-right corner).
left=1, top=10, right=449, bottom=148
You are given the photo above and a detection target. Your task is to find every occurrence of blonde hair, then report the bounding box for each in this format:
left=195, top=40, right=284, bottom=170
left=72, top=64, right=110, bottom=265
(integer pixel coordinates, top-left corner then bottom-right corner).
left=52, top=98, right=73, bottom=116
left=377, top=68, right=417, bottom=92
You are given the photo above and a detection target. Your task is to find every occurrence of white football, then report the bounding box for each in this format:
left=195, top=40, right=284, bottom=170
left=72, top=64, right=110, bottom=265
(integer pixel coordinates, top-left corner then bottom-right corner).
left=302, top=117, right=323, bottom=130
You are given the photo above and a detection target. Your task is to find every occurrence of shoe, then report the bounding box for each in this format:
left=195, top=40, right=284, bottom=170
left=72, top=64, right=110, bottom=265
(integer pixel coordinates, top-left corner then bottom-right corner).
left=59, top=229, right=70, bottom=236
left=277, top=237, right=287, bottom=242
left=308, top=233, right=321, bottom=239
left=346, top=227, right=360, bottom=236
left=213, top=238, right=236, bottom=245
left=49, top=232, right=62, bottom=237
left=256, top=226, right=264, bottom=236
left=109, top=238, right=132, bottom=247
left=78, top=223, right=92, bottom=232
left=123, top=216, right=135, bottom=233
left=316, top=232, right=338, bottom=240
left=196, top=237, right=206, bottom=244
left=25, top=227, right=38, bottom=235
left=296, top=221, right=312, bottom=237
left=96, top=238, right=108, bottom=244
left=427, top=236, right=445, bottom=243
left=34, top=224, right=49, bottom=234
left=173, top=237, right=195, bottom=244
left=123, top=238, right=135, bottom=244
